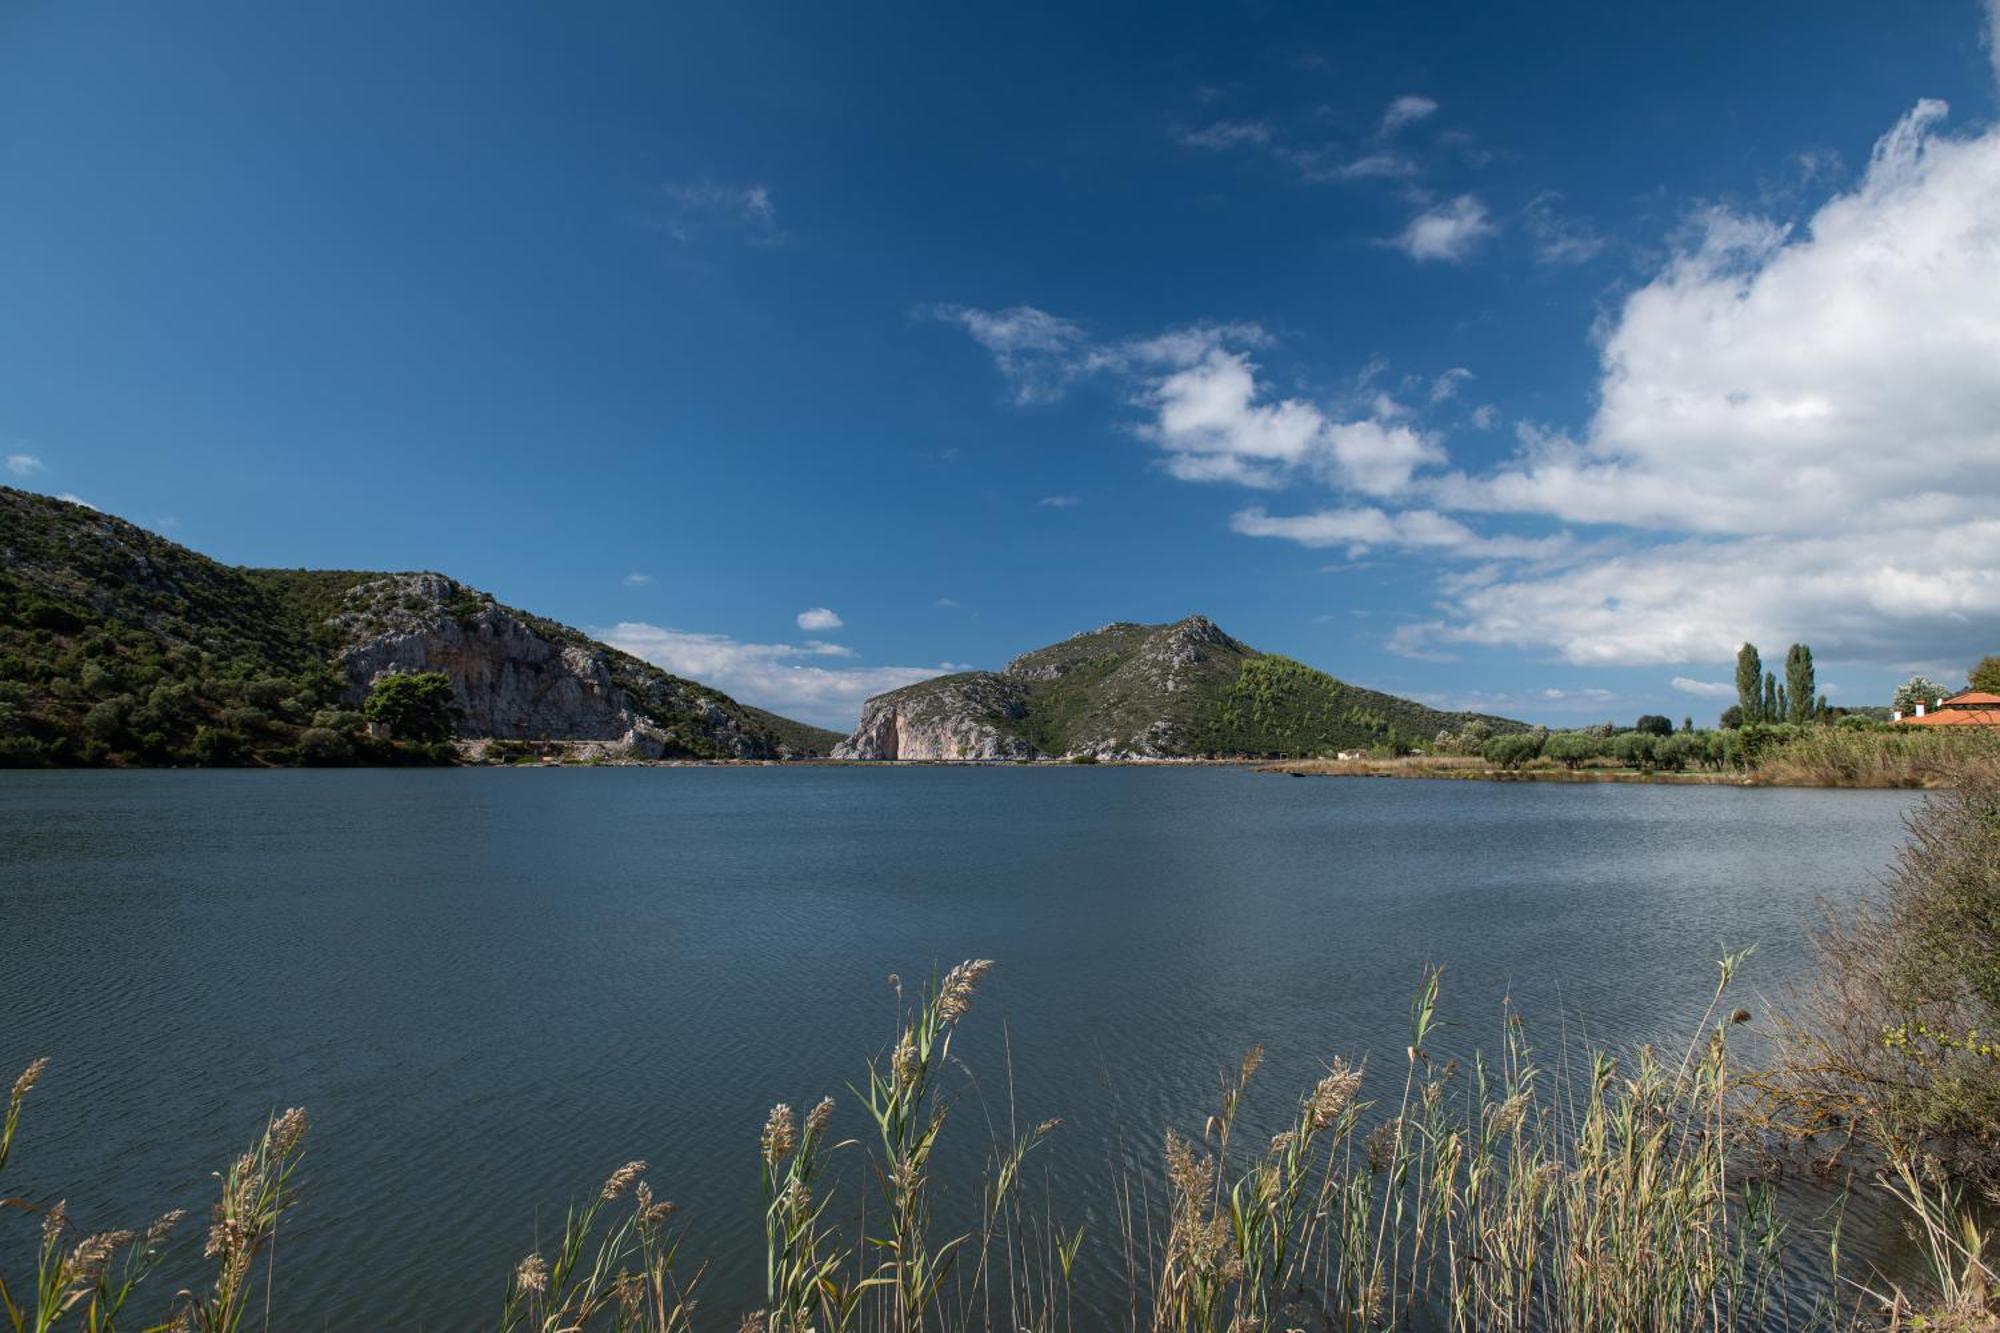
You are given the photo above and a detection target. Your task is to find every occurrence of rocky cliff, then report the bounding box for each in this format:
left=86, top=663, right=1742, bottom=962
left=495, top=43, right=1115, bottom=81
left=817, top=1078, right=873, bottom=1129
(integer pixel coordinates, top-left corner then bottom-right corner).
left=325, top=572, right=808, bottom=759
left=833, top=614, right=1528, bottom=761
left=0, top=486, right=840, bottom=765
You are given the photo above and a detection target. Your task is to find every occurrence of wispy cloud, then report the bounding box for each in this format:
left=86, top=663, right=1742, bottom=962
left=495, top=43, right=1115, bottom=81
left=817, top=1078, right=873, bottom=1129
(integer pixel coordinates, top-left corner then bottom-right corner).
left=5, top=454, right=44, bottom=477
left=656, top=182, right=780, bottom=244
left=597, top=622, right=953, bottom=729
left=1670, top=677, right=1736, bottom=699
left=1038, top=494, right=1080, bottom=508
left=928, top=304, right=1108, bottom=404
left=1179, top=119, right=1274, bottom=150
left=1524, top=192, right=1606, bottom=265
left=1379, top=94, right=1439, bottom=135
left=1391, top=195, right=1497, bottom=262
left=622, top=572, right=654, bottom=588
left=796, top=607, right=844, bottom=632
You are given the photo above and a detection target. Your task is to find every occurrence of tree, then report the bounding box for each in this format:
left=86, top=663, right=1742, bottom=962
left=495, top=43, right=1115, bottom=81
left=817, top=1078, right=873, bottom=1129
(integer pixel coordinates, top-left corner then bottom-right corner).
left=1719, top=705, right=1745, bottom=730
left=1777, top=682, right=1789, bottom=723
left=1682, top=716, right=1694, bottom=733
left=1481, top=732, right=1545, bottom=770
left=1785, top=643, right=1816, bottom=723
left=1763, top=672, right=1778, bottom=724
left=362, top=671, right=459, bottom=742
left=1893, top=676, right=1950, bottom=716
left=1970, top=655, right=2000, bottom=694
left=1735, top=643, right=1764, bottom=722
left=1545, top=732, right=1600, bottom=770
left=1634, top=714, right=1674, bottom=737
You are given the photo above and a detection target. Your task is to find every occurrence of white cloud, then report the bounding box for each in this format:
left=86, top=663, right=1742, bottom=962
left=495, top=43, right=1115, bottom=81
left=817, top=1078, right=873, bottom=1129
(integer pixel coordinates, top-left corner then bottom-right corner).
left=1392, top=195, right=1497, bottom=262
left=1394, top=101, right=2000, bottom=669
left=1523, top=192, right=1606, bottom=265
left=659, top=182, right=779, bottom=242
left=1379, top=95, right=1439, bottom=135
left=597, top=622, right=950, bottom=730
left=1231, top=506, right=1571, bottom=561
left=1137, top=336, right=1443, bottom=494
left=796, top=607, right=844, bottom=632
left=1670, top=676, right=1737, bottom=699
left=930, top=304, right=1108, bottom=403
left=5, top=454, right=44, bottom=476
left=622, top=572, right=654, bottom=588
left=1038, top=494, right=1080, bottom=508
left=1429, top=368, right=1473, bottom=403
left=1986, top=0, right=2000, bottom=86
left=55, top=493, right=95, bottom=510
left=1180, top=120, right=1274, bottom=149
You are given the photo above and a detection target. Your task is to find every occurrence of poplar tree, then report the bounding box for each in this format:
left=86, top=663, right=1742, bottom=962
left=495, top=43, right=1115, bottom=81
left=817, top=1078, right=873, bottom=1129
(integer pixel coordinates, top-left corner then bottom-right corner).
left=1763, top=672, right=1778, bottom=722
left=1736, top=643, right=1764, bottom=721
left=1785, top=643, right=1816, bottom=722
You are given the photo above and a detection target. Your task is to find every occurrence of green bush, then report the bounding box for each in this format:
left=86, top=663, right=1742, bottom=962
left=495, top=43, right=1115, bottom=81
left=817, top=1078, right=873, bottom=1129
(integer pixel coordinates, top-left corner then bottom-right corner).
left=191, top=725, right=245, bottom=767
left=1544, top=732, right=1600, bottom=769
left=1610, top=732, right=1657, bottom=769
left=295, top=727, right=354, bottom=766
left=1481, top=732, right=1545, bottom=769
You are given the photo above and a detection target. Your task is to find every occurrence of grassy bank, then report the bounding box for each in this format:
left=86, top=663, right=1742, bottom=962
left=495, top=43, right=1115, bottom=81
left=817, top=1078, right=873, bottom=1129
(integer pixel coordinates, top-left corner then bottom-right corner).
left=1263, top=729, right=2000, bottom=789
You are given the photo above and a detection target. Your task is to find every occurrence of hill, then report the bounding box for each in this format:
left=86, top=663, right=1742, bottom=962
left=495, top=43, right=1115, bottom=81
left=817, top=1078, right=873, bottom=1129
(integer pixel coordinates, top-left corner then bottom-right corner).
left=832, top=615, right=1529, bottom=760
left=0, top=487, right=842, bottom=766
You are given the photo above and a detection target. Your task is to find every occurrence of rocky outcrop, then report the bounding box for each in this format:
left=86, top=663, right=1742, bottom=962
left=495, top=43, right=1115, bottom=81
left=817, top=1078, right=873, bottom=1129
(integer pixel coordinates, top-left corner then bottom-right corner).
left=831, top=673, right=1038, bottom=760
left=833, top=613, right=1527, bottom=761
left=331, top=573, right=793, bottom=759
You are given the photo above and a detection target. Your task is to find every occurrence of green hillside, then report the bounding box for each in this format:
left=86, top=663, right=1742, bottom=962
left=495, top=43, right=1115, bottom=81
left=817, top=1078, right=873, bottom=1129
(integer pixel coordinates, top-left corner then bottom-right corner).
left=0, top=487, right=841, bottom=766
left=840, top=615, right=1528, bottom=759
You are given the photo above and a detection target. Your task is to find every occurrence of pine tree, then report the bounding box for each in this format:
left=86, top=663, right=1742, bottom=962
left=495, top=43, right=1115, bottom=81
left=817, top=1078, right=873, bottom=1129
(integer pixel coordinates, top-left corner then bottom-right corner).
left=1736, top=644, right=1764, bottom=722
left=1785, top=643, right=1816, bottom=723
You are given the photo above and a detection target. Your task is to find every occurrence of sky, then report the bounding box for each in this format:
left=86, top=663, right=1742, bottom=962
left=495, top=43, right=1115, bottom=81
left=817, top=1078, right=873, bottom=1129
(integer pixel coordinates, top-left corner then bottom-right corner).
left=3, top=1, right=1999, bottom=730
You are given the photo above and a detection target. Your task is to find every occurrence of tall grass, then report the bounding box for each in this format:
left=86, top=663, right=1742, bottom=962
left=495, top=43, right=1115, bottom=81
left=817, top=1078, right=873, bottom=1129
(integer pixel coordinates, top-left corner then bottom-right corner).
left=1746, top=729, right=2000, bottom=789
left=4, top=959, right=1993, bottom=1330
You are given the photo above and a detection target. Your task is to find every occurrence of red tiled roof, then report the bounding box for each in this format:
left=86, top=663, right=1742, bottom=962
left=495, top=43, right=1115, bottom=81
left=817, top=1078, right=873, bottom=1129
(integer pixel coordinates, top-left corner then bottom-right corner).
left=1943, top=690, right=2000, bottom=706
left=1898, top=708, right=2000, bottom=726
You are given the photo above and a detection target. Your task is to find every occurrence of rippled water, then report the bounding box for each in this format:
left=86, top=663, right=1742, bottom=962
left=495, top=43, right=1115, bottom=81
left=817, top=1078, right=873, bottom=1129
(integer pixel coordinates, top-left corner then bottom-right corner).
left=0, top=768, right=1926, bottom=1327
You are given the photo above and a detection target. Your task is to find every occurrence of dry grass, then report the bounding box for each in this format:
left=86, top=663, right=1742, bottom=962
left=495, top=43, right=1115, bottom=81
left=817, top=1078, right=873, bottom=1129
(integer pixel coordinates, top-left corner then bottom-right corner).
left=1743, top=730, right=2000, bottom=789
left=8, top=956, right=1996, bottom=1331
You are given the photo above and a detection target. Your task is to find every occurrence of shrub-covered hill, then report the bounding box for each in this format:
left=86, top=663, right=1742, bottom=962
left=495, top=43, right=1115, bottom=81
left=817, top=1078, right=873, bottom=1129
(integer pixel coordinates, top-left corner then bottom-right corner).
left=0, top=487, right=842, bottom=766
left=833, top=614, right=1529, bottom=760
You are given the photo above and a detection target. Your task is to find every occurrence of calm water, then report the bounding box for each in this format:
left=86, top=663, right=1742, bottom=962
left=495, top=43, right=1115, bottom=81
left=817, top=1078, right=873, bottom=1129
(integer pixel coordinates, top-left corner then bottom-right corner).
left=0, top=768, right=1924, bottom=1328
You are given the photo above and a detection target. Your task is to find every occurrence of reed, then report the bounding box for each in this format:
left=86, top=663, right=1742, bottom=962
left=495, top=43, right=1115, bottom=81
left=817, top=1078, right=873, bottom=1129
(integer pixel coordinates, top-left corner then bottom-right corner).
left=1744, top=729, right=2000, bottom=789
left=3, top=957, right=1994, bottom=1331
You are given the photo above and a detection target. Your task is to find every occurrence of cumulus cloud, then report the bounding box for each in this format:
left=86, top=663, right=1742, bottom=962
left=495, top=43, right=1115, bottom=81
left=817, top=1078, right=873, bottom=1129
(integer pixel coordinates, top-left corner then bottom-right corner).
left=1671, top=677, right=1737, bottom=699
left=796, top=607, right=844, bottom=632
left=1389, top=101, right=2000, bottom=667
left=1136, top=334, right=1444, bottom=493
left=5, top=454, right=44, bottom=476
left=1379, top=95, right=1439, bottom=135
left=597, top=622, right=950, bottom=729
left=1392, top=195, right=1497, bottom=262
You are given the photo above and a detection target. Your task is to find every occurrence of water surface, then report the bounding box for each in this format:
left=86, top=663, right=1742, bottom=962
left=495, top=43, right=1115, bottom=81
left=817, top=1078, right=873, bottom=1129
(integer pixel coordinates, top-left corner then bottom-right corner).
left=0, top=768, right=1923, bottom=1327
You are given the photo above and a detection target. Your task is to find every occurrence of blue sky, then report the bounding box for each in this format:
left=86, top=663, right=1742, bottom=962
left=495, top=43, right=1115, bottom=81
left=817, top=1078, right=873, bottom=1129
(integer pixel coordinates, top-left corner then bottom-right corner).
left=4, top=2, right=1999, bottom=729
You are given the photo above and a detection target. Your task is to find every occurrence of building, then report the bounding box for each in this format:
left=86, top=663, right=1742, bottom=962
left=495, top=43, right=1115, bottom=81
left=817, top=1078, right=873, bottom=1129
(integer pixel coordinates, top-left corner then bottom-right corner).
left=1893, top=690, right=2000, bottom=726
